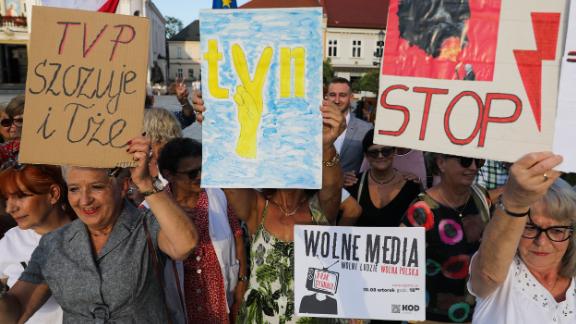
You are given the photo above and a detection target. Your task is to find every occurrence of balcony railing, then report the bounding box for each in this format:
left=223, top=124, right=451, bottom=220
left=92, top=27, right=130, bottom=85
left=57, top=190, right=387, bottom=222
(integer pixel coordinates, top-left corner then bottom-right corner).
left=0, top=15, right=27, bottom=28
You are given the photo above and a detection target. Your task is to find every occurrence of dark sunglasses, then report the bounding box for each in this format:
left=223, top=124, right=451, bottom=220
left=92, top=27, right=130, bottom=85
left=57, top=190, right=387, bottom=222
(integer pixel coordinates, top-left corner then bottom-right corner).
left=0, top=118, right=23, bottom=128
left=176, top=167, right=201, bottom=180
left=445, top=155, right=485, bottom=168
left=366, top=147, right=396, bottom=158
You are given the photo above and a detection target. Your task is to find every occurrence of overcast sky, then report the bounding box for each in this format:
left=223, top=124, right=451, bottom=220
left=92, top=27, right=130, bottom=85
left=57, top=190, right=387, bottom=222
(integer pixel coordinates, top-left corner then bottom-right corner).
left=154, top=0, right=250, bottom=27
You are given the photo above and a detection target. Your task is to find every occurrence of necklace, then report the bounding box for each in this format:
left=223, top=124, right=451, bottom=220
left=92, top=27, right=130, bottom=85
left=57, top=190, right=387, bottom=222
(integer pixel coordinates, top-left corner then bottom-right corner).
left=269, top=196, right=308, bottom=217
left=369, top=169, right=396, bottom=185
left=441, top=190, right=471, bottom=218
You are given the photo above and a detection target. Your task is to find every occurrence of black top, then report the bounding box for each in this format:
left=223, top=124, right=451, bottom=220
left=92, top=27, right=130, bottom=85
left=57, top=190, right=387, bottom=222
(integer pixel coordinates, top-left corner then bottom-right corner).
left=348, top=172, right=421, bottom=227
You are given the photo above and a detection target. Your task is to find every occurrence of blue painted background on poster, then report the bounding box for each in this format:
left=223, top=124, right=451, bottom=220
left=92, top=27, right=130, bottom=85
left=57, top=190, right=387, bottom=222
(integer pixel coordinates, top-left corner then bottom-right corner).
left=200, top=8, right=323, bottom=188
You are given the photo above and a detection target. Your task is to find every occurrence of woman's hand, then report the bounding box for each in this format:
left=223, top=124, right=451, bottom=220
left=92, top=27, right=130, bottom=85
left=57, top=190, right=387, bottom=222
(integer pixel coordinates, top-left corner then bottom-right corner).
left=343, top=171, right=358, bottom=187
left=502, top=152, right=563, bottom=212
left=126, top=135, right=154, bottom=191
left=230, top=281, right=247, bottom=323
left=192, top=91, right=206, bottom=123
left=175, top=78, right=189, bottom=104
left=321, top=99, right=346, bottom=150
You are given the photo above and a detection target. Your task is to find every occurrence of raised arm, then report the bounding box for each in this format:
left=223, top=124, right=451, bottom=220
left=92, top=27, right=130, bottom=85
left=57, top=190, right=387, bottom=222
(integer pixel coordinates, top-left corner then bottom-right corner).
left=469, top=152, right=562, bottom=298
left=319, top=100, right=346, bottom=223
left=175, top=79, right=195, bottom=127
left=128, top=136, right=198, bottom=261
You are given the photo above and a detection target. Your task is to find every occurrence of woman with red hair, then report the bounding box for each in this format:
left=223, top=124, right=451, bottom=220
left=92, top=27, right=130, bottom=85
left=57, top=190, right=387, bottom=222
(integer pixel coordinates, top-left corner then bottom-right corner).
left=0, top=164, right=73, bottom=323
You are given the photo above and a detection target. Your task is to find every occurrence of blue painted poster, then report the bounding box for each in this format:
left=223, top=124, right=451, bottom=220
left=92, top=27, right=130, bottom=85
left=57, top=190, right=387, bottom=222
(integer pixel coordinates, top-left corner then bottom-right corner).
left=200, top=8, right=323, bottom=188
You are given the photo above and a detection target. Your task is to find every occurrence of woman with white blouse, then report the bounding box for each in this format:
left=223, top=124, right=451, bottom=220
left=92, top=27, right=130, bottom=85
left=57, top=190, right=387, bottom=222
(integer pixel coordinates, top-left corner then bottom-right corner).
left=469, top=152, right=575, bottom=324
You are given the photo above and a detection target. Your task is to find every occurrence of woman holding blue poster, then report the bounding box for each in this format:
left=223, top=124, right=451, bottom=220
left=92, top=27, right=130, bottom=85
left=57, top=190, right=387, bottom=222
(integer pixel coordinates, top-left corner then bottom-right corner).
left=193, top=92, right=345, bottom=323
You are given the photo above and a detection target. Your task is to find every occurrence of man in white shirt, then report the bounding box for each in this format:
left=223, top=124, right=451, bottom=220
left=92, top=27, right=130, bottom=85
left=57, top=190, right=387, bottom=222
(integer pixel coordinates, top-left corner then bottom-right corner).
left=326, top=77, right=373, bottom=174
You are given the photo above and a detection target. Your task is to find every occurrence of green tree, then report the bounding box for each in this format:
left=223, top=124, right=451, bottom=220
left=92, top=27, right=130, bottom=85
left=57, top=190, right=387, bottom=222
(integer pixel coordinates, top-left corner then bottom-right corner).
left=352, top=70, right=380, bottom=93
left=323, top=58, right=334, bottom=87
left=165, top=16, right=183, bottom=39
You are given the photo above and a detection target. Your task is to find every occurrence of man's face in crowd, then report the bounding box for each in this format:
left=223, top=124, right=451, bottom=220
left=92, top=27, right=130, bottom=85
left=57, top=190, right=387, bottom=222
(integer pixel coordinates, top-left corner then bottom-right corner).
left=327, top=82, right=352, bottom=113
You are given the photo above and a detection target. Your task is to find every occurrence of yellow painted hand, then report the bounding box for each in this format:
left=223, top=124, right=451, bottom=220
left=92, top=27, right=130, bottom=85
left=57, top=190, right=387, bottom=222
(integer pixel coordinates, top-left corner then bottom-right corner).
left=231, top=44, right=273, bottom=159
left=233, top=85, right=262, bottom=159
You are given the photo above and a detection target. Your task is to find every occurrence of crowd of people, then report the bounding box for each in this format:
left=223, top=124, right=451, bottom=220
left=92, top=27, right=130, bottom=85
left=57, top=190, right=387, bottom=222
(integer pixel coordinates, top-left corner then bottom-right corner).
left=0, top=76, right=574, bottom=324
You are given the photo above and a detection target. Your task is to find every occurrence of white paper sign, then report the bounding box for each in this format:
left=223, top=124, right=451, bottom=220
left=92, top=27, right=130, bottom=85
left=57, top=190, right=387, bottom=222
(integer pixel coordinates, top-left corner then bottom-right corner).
left=294, top=225, right=425, bottom=321
left=375, top=0, right=568, bottom=166
left=553, top=0, right=576, bottom=172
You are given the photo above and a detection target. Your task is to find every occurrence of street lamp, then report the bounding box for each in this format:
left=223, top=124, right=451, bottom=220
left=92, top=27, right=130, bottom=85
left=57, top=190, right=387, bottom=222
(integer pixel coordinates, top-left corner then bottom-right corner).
left=373, top=29, right=385, bottom=66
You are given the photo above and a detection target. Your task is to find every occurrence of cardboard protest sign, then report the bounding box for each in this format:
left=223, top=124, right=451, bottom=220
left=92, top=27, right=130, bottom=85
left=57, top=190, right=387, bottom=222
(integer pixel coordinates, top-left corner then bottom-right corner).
left=554, top=1, right=576, bottom=172
left=19, top=6, right=149, bottom=167
left=200, top=8, right=323, bottom=188
left=294, top=225, right=425, bottom=321
left=374, top=0, right=567, bottom=165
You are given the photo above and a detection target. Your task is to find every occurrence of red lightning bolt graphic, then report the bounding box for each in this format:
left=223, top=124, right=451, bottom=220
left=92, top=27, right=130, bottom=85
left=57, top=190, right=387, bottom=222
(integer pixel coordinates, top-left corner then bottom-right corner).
left=513, top=13, right=561, bottom=131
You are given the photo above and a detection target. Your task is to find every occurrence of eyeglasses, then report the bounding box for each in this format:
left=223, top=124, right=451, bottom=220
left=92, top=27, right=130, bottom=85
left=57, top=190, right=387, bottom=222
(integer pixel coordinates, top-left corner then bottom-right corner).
left=176, top=167, right=201, bottom=180
left=445, top=155, right=486, bottom=169
left=0, top=118, right=23, bottom=128
left=366, top=147, right=396, bottom=158
left=522, top=218, right=574, bottom=242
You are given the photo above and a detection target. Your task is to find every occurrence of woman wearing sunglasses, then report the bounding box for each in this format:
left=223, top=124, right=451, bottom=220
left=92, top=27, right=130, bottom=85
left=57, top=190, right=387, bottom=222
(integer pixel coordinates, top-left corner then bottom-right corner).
left=0, top=95, right=24, bottom=166
left=343, top=129, right=421, bottom=228
left=158, top=137, right=248, bottom=324
left=0, top=164, right=74, bottom=323
left=469, top=152, right=575, bottom=324
left=401, top=153, right=490, bottom=323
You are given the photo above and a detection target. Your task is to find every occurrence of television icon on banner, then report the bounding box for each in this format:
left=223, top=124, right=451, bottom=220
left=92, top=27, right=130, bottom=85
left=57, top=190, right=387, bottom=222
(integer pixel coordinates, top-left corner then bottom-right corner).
left=306, top=267, right=339, bottom=295
left=299, top=265, right=340, bottom=315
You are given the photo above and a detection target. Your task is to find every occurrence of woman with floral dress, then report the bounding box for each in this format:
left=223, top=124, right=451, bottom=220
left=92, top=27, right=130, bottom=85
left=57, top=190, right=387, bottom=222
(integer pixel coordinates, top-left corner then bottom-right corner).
left=192, top=93, right=345, bottom=323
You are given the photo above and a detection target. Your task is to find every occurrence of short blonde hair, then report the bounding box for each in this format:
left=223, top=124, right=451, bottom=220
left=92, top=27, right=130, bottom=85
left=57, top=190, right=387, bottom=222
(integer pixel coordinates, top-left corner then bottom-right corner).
left=540, top=179, right=576, bottom=277
left=143, top=108, right=182, bottom=144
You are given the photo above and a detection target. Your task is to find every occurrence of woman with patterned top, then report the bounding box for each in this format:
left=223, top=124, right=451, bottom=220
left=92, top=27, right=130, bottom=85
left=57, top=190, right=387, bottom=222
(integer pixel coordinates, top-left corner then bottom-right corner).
left=469, top=152, right=575, bottom=324
left=158, top=137, right=248, bottom=324
left=0, top=95, right=24, bottom=166
left=401, top=153, right=490, bottom=323
left=192, top=93, right=345, bottom=324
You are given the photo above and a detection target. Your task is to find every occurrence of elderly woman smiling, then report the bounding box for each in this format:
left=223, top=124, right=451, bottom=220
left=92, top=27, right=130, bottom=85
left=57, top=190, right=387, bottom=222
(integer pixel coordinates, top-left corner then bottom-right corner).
left=0, top=136, right=198, bottom=323
left=469, top=152, right=575, bottom=323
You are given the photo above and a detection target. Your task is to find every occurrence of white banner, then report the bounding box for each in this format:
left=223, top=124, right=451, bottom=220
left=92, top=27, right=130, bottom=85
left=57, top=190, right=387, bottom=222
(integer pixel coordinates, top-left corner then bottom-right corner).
left=553, top=0, right=576, bottom=172
left=294, top=225, right=425, bottom=321
left=374, top=0, right=568, bottom=167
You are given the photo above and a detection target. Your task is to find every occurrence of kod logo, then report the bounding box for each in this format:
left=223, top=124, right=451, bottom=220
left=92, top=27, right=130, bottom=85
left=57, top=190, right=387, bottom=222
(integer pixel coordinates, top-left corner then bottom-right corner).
left=401, top=305, right=420, bottom=312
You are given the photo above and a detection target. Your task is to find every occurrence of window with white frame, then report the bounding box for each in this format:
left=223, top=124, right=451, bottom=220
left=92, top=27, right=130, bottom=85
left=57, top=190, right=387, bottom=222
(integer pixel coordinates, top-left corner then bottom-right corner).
left=352, top=40, right=362, bottom=58
left=177, top=68, right=183, bottom=79
left=177, top=47, right=182, bottom=58
left=328, top=39, right=338, bottom=57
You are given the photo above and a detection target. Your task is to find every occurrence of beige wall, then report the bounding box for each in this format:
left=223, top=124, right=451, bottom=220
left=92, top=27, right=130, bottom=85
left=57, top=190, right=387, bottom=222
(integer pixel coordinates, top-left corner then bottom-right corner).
left=169, top=40, right=201, bottom=82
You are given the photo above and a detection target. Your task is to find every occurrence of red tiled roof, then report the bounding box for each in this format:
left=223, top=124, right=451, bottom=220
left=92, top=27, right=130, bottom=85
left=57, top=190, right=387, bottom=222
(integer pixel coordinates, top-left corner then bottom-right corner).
left=241, top=0, right=389, bottom=30
left=323, top=0, right=389, bottom=29
left=240, top=0, right=321, bottom=9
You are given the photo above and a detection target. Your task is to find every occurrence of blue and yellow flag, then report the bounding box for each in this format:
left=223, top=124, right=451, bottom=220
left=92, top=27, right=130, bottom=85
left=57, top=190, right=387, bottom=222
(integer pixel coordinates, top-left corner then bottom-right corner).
left=212, top=0, right=237, bottom=9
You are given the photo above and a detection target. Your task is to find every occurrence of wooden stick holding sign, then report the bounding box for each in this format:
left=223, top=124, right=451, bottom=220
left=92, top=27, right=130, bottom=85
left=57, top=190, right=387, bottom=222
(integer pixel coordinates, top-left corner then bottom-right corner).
left=19, top=6, right=149, bottom=168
